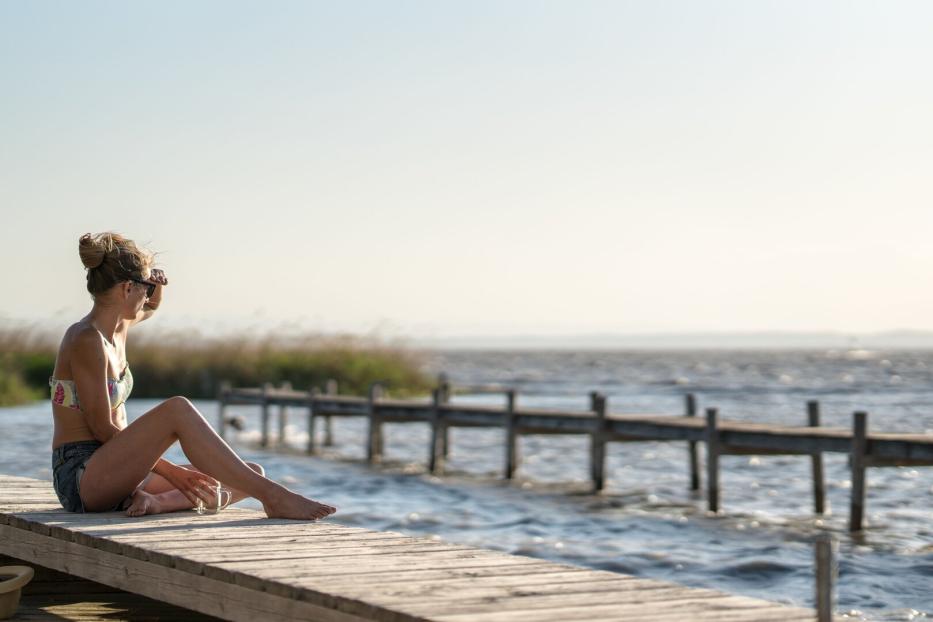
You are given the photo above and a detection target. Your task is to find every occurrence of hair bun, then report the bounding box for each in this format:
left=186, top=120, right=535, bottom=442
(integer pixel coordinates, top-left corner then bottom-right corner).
left=78, top=232, right=110, bottom=269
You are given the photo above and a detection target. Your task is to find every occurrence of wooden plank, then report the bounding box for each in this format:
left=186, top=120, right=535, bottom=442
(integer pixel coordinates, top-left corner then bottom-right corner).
left=399, top=587, right=772, bottom=616
left=209, top=548, right=507, bottom=575
left=209, top=555, right=554, bottom=596
left=99, top=535, right=443, bottom=571
left=76, top=524, right=397, bottom=567
left=337, top=578, right=657, bottom=609
left=141, top=533, right=418, bottom=551
left=296, top=568, right=624, bottom=591
left=100, top=528, right=390, bottom=549
left=207, top=557, right=560, bottom=606
left=328, top=572, right=650, bottom=600
left=0, top=524, right=382, bottom=622
left=168, top=543, right=479, bottom=576
left=286, top=562, right=564, bottom=588
left=430, top=596, right=815, bottom=622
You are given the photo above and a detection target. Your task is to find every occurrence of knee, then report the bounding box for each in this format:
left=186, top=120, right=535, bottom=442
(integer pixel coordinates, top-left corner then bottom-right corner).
left=246, top=462, right=265, bottom=477
left=166, top=395, right=193, bottom=409
left=164, top=396, right=203, bottom=420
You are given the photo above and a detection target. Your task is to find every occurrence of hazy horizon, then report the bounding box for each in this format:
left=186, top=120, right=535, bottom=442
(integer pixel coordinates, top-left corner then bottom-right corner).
left=2, top=2, right=932, bottom=338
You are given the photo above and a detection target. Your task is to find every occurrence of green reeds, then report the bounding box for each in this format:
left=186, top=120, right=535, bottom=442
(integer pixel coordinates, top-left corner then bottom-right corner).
left=0, top=325, right=432, bottom=406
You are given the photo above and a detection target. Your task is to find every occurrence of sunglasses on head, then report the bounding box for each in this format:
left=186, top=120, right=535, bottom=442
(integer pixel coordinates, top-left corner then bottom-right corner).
left=130, top=278, right=156, bottom=298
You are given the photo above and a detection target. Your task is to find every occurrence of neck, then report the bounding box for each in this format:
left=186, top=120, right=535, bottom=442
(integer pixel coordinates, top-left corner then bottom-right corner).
left=87, top=303, right=123, bottom=344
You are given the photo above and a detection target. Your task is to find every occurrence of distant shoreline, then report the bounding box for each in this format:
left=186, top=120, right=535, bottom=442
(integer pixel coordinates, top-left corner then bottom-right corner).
left=412, top=331, right=933, bottom=351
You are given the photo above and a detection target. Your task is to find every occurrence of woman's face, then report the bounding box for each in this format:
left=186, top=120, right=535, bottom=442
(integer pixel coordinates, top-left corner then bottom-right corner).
left=120, top=277, right=151, bottom=318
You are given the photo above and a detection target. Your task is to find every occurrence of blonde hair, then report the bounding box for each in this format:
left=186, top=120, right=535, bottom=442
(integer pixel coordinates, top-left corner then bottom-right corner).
left=78, top=232, right=154, bottom=297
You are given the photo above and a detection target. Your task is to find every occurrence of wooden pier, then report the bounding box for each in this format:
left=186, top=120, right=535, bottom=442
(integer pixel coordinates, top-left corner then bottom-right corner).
left=1, top=475, right=817, bottom=622
left=219, top=383, right=933, bottom=532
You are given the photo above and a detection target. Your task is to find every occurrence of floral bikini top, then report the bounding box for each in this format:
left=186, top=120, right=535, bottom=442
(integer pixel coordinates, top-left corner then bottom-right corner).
left=50, top=366, right=134, bottom=412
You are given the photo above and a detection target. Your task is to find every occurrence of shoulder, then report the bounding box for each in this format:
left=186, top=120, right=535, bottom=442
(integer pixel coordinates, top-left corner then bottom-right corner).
left=67, top=324, right=106, bottom=359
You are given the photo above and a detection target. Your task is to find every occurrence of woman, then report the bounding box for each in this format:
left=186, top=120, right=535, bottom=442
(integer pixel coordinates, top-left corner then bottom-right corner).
left=50, top=232, right=337, bottom=520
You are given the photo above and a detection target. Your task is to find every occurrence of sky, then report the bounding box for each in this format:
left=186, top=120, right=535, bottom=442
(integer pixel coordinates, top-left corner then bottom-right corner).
left=2, top=1, right=932, bottom=343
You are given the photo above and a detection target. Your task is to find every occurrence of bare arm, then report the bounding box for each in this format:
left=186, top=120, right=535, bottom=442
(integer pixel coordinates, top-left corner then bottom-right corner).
left=71, top=330, right=121, bottom=443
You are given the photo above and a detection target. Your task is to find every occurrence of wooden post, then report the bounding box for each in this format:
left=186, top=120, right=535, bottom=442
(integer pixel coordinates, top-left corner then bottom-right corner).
left=815, top=534, right=836, bottom=622
left=808, top=400, right=826, bottom=515
left=590, top=393, right=607, bottom=492
left=323, top=379, right=337, bottom=446
left=366, top=382, right=384, bottom=464
left=439, top=375, right=451, bottom=460
left=706, top=407, right=720, bottom=513
left=504, top=390, right=518, bottom=479
left=686, top=393, right=700, bottom=491
left=217, top=381, right=231, bottom=439
left=437, top=372, right=450, bottom=400
left=849, top=411, right=868, bottom=532
left=428, top=388, right=445, bottom=474
left=277, top=381, right=291, bottom=447
left=260, top=382, right=273, bottom=448
left=307, top=387, right=320, bottom=455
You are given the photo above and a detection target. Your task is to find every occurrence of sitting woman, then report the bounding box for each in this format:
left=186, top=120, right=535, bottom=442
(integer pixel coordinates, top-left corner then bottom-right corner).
left=50, top=232, right=336, bottom=520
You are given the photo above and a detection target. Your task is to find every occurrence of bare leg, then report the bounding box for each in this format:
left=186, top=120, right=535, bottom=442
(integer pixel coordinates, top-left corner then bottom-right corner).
left=81, top=397, right=336, bottom=520
left=126, top=462, right=264, bottom=516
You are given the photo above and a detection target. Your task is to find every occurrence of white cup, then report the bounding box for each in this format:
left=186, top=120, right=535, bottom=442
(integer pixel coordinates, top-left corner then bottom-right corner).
left=195, top=484, right=232, bottom=515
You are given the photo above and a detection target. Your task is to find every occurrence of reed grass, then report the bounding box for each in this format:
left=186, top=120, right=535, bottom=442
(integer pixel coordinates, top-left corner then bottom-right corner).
left=0, top=325, right=433, bottom=406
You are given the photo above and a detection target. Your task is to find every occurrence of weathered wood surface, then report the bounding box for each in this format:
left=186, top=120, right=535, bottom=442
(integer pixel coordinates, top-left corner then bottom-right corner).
left=0, top=475, right=817, bottom=622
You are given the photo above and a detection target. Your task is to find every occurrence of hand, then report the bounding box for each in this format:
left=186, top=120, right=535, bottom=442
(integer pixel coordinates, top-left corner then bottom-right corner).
left=164, top=464, right=218, bottom=508
left=148, top=268, right=168, bottom=286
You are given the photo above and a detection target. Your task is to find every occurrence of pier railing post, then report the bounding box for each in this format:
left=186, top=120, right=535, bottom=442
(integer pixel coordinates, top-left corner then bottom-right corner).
left=808, top=400, right=826, bottom=515
left=278, top=381, right=291, bottom=447
left=504, top=390, right=518, bottom=479
left=217, top=380, right=231, bottom=439
left=590, top=393, right=608, bottom=492
left=706, top=407, right=720, bottom=513
left=439, top=375, right=451, bottom=460
left=367, top=382, right=385, bottom=464
left=815, top=533, right=837, bottom=622
left=307, top=387, right=320, bottom=455
left=849, top=411, right=868, bottom=532
left=324, top=379, right=337, bottom=446
left=260, top=382, right=273, bottom=448
left=429, top=388, right=445, bottom=474
left=686, top=393, right=700, bottom=491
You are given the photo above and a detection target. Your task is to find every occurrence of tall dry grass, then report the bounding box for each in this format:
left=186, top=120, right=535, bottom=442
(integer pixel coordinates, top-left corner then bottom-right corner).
left=0, top=324, right=432, bottom=406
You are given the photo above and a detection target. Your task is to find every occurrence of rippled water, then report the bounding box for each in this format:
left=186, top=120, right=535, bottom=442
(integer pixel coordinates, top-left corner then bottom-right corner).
left=3, top=349, right=931, bottom=620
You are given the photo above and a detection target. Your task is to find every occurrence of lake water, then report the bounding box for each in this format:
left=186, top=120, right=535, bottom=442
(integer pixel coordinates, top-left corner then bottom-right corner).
left=3, top=349, right=931, bottom=620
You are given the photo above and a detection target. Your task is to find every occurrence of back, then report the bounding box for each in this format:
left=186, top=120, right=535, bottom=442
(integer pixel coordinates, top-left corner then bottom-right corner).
left=50, top=322, right=128, bottom=448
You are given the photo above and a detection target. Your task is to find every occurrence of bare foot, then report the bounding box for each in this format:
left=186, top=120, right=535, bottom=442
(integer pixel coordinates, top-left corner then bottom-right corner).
left=262, top=488, right=336, bottom=520
left=125, top=489, right=164, bottom=517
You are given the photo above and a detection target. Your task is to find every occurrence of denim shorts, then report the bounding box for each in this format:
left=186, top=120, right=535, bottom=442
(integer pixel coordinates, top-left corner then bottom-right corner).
left=52, top=440, right=129, bottom=512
